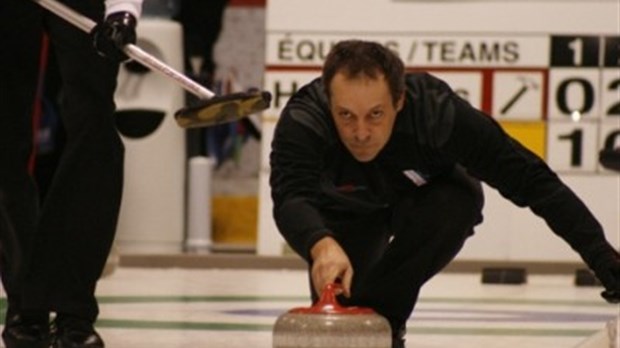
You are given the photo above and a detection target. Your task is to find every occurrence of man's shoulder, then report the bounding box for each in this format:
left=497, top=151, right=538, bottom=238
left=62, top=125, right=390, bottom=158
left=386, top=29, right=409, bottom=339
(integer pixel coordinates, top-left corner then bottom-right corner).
left=289, top=77, right=327, bottom=107
left=278, top=77, right=334, bottom=140
left=402, top=72, right=458, bottom=119
left=398, top=72, right=462, bottom=146
left=405, top=72, right=452, bottom=94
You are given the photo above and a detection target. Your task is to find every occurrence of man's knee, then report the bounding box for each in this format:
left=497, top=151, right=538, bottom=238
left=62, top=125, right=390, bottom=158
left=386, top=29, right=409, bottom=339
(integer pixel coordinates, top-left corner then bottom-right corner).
left=430, top=166, right=484, bottom=232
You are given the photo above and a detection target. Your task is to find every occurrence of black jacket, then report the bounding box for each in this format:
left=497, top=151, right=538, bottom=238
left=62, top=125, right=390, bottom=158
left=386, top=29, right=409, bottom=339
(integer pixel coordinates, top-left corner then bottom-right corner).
left=270, top=72, right=612, bottom=268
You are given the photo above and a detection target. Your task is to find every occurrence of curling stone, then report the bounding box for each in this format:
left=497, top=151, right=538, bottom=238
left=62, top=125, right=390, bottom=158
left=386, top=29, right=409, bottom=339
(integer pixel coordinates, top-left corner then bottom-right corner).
left=273, top=283, right=392, bottom=348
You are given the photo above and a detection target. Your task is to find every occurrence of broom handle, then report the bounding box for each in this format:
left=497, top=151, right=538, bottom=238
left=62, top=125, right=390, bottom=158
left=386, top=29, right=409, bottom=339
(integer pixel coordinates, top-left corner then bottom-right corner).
left=32, top=0, right=216, bottom=100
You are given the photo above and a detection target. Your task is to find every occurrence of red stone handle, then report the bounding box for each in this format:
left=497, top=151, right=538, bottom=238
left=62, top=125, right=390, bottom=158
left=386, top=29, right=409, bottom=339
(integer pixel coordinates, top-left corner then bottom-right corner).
left=290, top=283, right=375, bottom=315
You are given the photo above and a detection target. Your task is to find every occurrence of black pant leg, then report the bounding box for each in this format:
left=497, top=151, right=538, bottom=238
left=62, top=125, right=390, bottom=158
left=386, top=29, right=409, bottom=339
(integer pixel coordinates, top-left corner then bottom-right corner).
left=0, top=0, right=44, bottom=315
left=20, top=0, right=124, bottom=322
left=356, top=167, right=484, bottom=332
left=175, top=0, right=228, bottom=74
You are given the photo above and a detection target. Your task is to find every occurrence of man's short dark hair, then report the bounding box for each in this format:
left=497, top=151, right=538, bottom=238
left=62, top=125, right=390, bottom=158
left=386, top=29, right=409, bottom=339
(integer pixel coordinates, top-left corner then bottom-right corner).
left=322, top=40, right=406, bottom=106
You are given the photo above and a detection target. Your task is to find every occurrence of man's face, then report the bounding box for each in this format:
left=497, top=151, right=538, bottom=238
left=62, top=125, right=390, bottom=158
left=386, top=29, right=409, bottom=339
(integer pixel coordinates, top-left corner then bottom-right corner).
left=329, top=72, right=404, bottom=162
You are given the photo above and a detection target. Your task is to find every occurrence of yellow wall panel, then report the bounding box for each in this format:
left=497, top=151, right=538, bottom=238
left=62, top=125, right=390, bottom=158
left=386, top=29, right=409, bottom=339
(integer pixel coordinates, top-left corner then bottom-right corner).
left=212, top=196, right=258, bottom=244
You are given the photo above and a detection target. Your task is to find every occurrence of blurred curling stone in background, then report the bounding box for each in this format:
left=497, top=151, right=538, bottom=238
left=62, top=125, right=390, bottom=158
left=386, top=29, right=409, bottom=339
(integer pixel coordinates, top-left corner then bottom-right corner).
left=273, top=283, right=392, bottom=348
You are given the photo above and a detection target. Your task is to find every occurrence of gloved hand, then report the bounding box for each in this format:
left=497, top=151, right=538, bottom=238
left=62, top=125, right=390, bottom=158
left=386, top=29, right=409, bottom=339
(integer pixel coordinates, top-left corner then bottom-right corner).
left=590, top=249, right=620, bottom=303
left=91, top=11, right=137, bottom=62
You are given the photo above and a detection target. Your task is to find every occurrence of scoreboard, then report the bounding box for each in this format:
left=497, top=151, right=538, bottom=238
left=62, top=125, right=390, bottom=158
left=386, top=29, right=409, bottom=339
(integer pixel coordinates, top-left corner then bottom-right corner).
left=257, top=0, right=620, bottom=260
left=265, top=33, right=620, bottom=173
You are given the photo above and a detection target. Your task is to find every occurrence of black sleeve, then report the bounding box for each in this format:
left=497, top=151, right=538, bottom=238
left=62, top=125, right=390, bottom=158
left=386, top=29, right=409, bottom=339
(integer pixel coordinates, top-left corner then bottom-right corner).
left=269, top=101, right=334, bottom=261
left=437, top=89, right=615, bottom=267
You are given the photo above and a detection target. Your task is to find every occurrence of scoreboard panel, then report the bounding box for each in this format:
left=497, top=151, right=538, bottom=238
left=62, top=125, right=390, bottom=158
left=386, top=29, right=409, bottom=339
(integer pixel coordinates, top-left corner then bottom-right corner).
left=264, top=33, right=620, bottom=175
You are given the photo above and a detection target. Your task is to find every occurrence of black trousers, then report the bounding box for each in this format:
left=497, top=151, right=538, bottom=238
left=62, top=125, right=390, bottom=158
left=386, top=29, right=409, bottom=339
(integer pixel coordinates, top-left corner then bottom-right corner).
left=174, top=0, right=228, bottom=75
left=0, top=0, right=123, bottom=322
left=311, top=166, right=484, bottom=333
